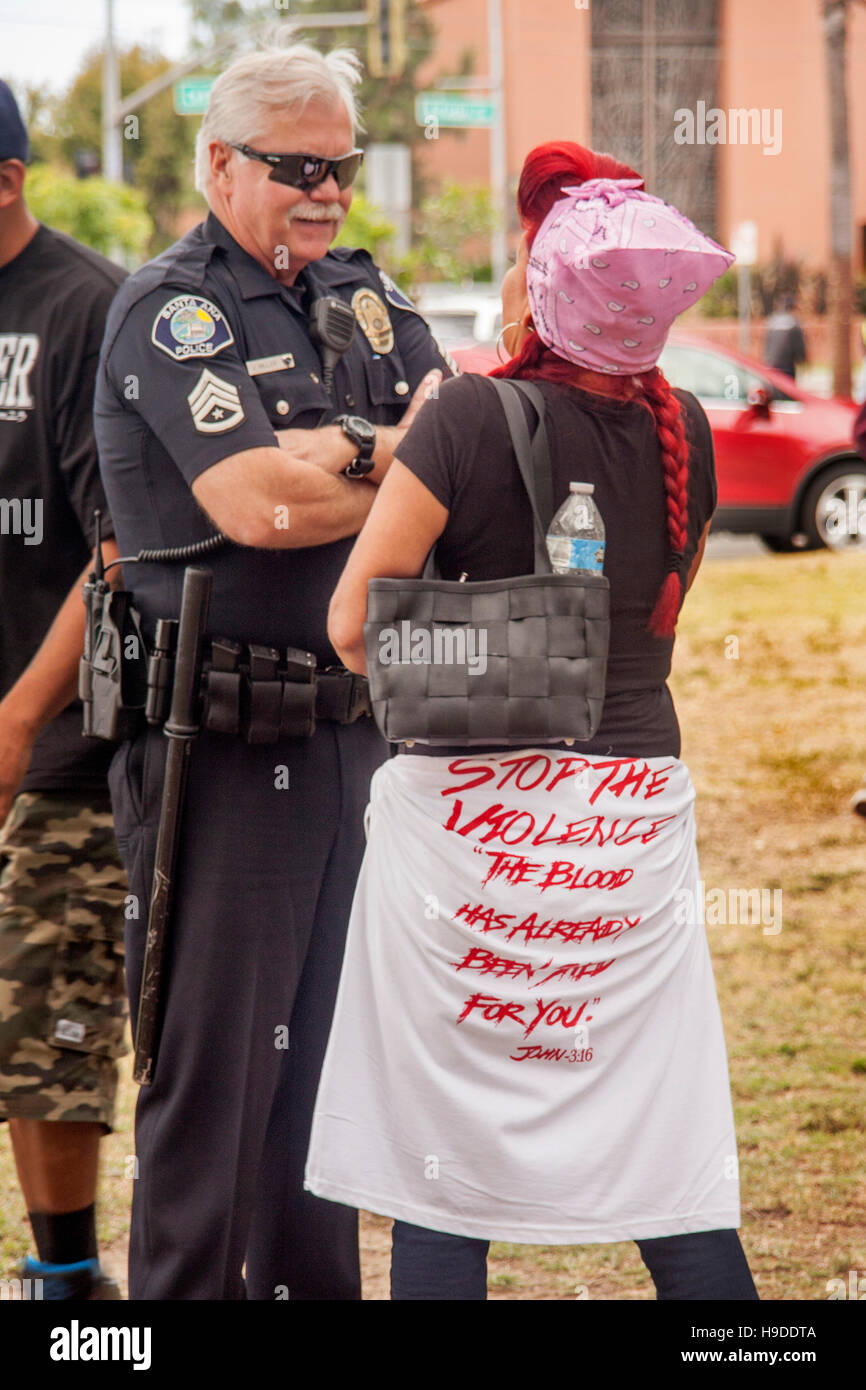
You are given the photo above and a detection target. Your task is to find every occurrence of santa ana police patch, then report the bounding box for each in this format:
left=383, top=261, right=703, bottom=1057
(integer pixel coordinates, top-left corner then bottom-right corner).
left=152, top=295, right=235, bottom=361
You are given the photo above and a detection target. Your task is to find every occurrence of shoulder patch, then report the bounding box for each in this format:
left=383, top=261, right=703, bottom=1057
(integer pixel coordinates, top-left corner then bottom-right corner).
left=378, top=270, right=422, bottom=317
left=187, top=368, right=245, bottom=433
left=152, top=294, right=235, bottom=361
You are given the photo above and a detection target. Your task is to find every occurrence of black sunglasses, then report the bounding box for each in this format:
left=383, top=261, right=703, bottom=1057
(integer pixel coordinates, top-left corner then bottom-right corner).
left=231, top=144, right=364, bottom=190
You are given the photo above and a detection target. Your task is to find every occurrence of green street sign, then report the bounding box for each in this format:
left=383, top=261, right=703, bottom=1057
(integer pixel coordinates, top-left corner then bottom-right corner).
left=173, top=77, right=215, bottom=116
left=415, top=92, right=497, bottom=129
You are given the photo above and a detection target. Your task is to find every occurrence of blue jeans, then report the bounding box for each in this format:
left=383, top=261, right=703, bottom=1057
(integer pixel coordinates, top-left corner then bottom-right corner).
left=390, top=1222, right=759, bottom=1300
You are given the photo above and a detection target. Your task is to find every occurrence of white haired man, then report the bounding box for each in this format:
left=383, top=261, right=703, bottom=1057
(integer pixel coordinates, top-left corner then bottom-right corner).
left=94, top=37, right=453, bottom=1300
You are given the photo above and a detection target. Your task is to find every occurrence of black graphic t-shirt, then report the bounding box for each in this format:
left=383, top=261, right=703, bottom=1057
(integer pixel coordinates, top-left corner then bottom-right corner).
left=0, top=224, right=126, bottom=790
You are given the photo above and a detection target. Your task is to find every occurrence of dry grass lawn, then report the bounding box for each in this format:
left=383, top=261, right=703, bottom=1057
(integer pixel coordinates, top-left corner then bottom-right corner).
left=1, top=549, right=864, bottom=1300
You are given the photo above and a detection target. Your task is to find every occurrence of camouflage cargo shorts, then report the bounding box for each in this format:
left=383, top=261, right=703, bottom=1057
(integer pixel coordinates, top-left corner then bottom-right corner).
left=0, top=790, right=129, bottom=1131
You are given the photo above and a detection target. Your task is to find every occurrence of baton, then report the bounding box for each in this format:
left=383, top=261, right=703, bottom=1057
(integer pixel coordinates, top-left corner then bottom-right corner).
left=133, top=566, right=212, bottom=1086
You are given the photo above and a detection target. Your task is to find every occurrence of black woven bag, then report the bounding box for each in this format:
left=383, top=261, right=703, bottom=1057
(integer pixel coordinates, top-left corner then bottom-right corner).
left=363, top=378, right=610, bottom=746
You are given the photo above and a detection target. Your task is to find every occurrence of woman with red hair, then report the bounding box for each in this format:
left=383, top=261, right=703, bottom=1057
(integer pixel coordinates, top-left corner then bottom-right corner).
left=305, top=142, right=758, bottom=1302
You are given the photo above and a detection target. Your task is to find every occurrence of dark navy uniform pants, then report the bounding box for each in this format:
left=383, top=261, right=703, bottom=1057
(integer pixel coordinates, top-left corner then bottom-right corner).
left=110, top=716, right=387, bottom=1300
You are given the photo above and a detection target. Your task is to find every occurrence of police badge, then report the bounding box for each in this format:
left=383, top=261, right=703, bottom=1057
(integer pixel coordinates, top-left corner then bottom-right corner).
left=351, top=288, right=394, bottom=354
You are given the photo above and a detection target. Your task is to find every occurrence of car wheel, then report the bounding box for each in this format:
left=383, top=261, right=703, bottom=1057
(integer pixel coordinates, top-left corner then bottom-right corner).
left=801, top=463, right=866, bottom=551
left=760, top=534, right=798, bottom=553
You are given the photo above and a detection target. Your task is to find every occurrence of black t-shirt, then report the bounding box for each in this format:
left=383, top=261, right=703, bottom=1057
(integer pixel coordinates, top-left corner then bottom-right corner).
left=94, top=213, right=453, bottom=659
left=394, top=372, right=717, bottom=759
left=0, top=224, right=125, bottom=791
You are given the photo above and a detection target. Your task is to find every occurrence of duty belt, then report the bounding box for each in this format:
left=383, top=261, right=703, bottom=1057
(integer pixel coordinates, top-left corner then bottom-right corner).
left=146, top=625, right=370, bottom=743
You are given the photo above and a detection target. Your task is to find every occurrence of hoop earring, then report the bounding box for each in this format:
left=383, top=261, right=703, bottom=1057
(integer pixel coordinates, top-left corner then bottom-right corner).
left=496, top=321, right=522, bottom=365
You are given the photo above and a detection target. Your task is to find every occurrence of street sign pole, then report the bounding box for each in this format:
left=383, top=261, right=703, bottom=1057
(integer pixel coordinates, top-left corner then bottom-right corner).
left=488, top=0, right=507, bottom=288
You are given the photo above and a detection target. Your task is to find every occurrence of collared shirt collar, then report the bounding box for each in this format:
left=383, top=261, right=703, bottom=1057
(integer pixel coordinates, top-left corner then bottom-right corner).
left=204, top=211, right=283, bottom=300
left=203, top=211, right=363, bottom=302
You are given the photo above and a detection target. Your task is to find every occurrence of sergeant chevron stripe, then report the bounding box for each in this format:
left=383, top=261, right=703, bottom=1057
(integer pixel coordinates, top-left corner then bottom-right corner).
left=187, top=368, right=245, bottom=434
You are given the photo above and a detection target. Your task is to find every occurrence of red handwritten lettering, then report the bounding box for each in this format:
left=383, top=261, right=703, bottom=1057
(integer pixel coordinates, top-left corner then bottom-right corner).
left=481, top=852, right=546, bottom=888
left=457, top=991, right=597, bottom=1039
left=537, top=860, right=635, bottom=893
left=524, top=996, right=592, bottom=1037
left=510, top=1046, right=594, bottom=1063
left=450, top=947, right=539, bottom=982
left=534, top=959, right=615, bottom=986
left=445, top=799, right=674, bottom=849
left=442, top=759, right=498, bottom=797
left=449, top=946, right=615, bottom=986
left=504, top=912, right=639, bottom=945
left=453, top=902, right=517, bottom=933
left=495, top=755, right=553, bottom=791
left=455, top=992, right=526, bottom=1028
left=547, top=757, right=591, bottom=792
left=441, top=756, right=673, bottom=803
left=454, top=901, right=641, bottom=945
left=643, top=765, right=673, bottom=799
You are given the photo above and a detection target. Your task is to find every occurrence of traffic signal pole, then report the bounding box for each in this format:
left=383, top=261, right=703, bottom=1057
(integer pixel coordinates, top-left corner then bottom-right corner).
left=102, top=0, right=122, bottom=182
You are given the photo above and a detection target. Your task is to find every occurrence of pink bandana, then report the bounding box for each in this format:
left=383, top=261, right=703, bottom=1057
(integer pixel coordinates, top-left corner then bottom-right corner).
left=526, top=179, right=735, bottom=374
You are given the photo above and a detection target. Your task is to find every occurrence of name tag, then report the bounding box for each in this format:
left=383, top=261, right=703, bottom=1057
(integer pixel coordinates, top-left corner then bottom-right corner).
left=245, top=353, right=295, bottom=376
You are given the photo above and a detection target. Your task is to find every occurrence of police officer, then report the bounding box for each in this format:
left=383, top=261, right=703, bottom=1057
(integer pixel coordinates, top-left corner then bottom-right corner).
left=94, top=38, right=452, bottom=1300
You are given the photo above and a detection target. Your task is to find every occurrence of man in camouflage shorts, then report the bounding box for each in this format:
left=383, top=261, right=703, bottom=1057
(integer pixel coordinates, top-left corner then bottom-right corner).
left=0, top=795, right=128, bottom=1125
left=0, top=82, right=129, bottom=1300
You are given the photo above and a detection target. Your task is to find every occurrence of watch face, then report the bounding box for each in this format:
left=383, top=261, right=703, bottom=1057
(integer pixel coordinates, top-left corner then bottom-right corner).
left=344, top=415, right=375, bottom=444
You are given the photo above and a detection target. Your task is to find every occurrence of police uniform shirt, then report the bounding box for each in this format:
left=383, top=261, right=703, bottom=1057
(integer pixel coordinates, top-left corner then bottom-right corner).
left=94, top=212, right=454, bottom=658
left=0, top=225, right=126, bottom=791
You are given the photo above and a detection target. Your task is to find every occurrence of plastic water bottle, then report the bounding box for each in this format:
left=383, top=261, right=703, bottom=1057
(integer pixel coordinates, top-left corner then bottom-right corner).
left=546, top=483, right=606, bottom=575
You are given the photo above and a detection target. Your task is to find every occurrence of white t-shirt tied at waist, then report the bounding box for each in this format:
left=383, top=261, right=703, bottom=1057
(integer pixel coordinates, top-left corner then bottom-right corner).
left=306, top=749, right=741, bottom=1246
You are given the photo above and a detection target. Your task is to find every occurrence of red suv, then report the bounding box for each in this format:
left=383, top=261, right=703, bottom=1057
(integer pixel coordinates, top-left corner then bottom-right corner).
left=658, top=334, right=864, bottom=552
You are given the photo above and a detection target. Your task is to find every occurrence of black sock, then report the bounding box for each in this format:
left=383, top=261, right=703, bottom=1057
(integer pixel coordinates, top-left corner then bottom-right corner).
left=28, top=1205, right=98, bottom=1265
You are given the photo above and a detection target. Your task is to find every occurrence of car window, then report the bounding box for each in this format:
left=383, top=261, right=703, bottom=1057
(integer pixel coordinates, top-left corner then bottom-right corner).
left=421, top=311, right=480, bottom=347
left=659, top=344, right=788, bottom=404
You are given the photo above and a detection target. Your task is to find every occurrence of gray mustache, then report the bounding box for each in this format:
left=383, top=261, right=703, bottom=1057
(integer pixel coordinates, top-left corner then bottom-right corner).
left=287, top=204, right=345, bottom=222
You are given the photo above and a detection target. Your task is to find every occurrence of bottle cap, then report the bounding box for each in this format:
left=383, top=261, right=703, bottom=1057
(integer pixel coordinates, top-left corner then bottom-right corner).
left=569, top=482, right=594, bottom=494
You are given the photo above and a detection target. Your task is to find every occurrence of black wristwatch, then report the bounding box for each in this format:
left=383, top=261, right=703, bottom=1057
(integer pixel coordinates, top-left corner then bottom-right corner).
left=334, top=414, right=376, bottom=477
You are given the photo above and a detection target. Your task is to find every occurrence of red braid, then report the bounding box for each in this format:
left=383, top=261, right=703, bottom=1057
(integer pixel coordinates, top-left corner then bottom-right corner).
left=635, top=368, right=691, bottom=637
left=490, top=140, right=690, bottom=638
